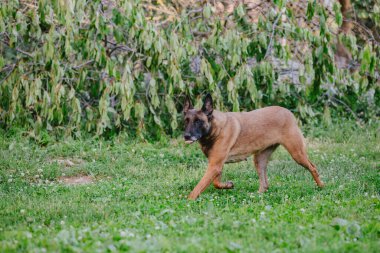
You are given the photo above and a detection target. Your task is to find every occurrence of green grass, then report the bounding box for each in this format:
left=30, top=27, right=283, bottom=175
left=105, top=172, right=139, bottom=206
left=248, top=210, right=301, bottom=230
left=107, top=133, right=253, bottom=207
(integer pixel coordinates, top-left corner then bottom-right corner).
left=0, top=122, right=379, bottom=252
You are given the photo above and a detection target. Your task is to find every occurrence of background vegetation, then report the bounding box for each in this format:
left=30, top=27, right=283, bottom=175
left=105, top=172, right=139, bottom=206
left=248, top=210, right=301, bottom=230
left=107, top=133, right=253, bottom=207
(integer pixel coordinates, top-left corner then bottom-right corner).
left=0, top=0, right=379, bottom=141
left=1, top=1, right=379, bottom=252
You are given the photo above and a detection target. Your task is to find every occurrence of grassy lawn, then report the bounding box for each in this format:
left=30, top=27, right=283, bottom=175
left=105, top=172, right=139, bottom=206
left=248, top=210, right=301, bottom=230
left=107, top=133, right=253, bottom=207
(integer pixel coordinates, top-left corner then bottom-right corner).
left=0, top=123, right=379, bottom=252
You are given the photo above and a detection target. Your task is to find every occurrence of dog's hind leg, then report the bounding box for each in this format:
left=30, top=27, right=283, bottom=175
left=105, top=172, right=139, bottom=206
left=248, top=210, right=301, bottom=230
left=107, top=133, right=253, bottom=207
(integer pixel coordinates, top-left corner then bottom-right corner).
left=282, top=129, right=324, bottom=188
left=291, top=152, right=324, bottom=187
left=213, top=172, right=234, bottom=189
left=254, top=144, right=279, bottom=193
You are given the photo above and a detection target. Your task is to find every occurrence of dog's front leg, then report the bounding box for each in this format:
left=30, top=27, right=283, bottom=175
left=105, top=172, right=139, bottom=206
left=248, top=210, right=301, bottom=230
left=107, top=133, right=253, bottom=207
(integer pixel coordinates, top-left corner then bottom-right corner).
left=188, top=163, right=222, bottom=200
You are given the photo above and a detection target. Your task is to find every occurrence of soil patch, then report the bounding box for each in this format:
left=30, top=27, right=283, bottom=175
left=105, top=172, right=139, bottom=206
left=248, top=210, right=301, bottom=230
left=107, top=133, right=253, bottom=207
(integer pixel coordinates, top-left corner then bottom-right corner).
left=58, top=175, right=94, bottom=185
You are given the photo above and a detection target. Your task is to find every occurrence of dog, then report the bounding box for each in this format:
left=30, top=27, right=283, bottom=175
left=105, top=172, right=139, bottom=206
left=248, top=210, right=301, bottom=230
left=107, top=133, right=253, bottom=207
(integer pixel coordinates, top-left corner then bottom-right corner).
left=183, top=94, right=324, bottom=200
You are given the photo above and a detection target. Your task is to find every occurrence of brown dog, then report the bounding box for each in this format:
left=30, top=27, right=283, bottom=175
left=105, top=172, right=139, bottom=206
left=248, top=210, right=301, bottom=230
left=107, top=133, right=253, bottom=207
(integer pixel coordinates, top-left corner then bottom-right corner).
left=183, top=94, right=324, bottom=200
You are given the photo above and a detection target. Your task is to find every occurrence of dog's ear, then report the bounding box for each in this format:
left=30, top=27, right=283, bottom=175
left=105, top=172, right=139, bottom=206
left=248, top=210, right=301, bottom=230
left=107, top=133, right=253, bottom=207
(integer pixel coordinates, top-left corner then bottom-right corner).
left=202, top=93, right=213, bottom=116
left=183, top=96, right=193, bottom=115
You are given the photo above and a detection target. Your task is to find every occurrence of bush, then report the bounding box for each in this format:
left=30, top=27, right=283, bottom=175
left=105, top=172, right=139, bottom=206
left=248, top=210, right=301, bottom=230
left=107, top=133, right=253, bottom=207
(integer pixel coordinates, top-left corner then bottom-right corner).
left=0, top=0, right=379, bottom=139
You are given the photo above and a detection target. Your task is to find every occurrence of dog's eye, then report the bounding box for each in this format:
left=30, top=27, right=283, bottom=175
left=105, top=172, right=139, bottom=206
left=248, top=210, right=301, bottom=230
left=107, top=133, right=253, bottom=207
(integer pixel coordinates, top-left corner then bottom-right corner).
left=195, top=119, right=203, bottom=124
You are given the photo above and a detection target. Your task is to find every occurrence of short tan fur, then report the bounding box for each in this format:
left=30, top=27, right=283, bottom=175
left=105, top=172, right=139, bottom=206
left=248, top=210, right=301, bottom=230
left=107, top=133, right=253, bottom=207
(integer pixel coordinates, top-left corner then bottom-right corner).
left=183, top=94, right=324, bottom=200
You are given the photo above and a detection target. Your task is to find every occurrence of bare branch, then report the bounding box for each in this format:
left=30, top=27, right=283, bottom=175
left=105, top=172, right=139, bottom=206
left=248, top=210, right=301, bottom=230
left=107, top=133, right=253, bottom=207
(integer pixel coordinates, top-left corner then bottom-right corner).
left=330, top=96, right=362, bottom=124
left=72, top=60, right=94, bottom=70
left=0, top=63, right=17, bottom=85
left=263, top=10, right=284, bottom=60
left=0, top=39, right=34, bottom=58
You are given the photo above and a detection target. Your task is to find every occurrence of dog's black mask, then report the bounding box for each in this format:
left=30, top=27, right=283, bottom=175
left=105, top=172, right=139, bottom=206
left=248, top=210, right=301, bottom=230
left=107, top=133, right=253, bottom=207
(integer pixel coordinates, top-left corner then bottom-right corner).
left=182, top=94, right=213, bottom=144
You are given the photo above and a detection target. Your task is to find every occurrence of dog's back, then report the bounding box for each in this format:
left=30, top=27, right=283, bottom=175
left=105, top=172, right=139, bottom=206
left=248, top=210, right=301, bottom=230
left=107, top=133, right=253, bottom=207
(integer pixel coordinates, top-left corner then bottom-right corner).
left=216, top=106, right=300, bottom=155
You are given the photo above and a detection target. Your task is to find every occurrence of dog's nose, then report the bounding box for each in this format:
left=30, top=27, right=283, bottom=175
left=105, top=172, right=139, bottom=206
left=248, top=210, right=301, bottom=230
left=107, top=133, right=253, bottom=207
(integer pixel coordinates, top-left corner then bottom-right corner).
left=184, top=133, right=191, bottom=140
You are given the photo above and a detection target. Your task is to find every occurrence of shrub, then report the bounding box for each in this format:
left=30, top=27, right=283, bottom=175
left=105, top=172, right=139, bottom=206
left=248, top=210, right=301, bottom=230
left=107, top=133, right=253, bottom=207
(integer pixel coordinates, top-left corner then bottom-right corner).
left=0, top=0, right=378, bottom=139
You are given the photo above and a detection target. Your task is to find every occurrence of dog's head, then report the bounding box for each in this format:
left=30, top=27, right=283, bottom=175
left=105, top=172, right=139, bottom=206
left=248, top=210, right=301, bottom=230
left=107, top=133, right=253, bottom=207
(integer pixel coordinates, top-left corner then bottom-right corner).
left=182, top=94, right=214, bottom=144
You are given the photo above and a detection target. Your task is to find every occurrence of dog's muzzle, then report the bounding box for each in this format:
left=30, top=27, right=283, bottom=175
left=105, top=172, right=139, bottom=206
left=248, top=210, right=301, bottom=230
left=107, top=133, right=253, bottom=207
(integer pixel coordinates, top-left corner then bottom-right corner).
left=184, top=133, right=198, bottom=144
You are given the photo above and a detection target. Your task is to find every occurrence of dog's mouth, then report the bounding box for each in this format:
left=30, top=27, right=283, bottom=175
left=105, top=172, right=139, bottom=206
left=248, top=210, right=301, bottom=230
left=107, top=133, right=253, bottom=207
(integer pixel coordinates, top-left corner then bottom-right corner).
left=184, top=136, right=198, bottom=144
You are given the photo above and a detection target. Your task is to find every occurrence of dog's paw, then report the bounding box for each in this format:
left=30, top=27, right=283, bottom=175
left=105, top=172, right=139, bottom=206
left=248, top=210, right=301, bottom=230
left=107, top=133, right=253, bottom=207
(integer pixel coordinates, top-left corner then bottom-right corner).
left=226, top=181, right=234, bottom=189
left=188, top=191, right=199, bottom=200
left=258, top=188, right=267, bottom=193
left=188, top=195, right=197, bottom=200
left=317, top=182, right=325, bottom=188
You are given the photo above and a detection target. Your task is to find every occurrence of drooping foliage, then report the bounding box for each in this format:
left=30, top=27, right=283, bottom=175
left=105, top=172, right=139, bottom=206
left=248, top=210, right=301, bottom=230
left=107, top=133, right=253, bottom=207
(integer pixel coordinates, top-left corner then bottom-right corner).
left=0, top=0, right=378, bottom=139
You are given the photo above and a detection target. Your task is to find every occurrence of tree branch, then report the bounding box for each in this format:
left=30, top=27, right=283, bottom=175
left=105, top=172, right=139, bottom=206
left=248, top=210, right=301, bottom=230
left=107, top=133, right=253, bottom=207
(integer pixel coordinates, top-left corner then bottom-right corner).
left=0, top=63, right=17, bottom=85
left=263, top=10, right=284, bottom=60
left=0, top=39, right=34, bottom=58
left=72, top=60, right=94, bottom=70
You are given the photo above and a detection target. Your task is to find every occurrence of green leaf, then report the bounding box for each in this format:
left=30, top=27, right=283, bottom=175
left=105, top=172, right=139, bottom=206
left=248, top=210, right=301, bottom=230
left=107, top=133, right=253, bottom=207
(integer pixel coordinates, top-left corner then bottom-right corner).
left=306, top=0, right=316, bottom=21
left=227, top=80, right=234, bottom=92
left=361, top=46, right=371, bottom=72
left=203, top=4, right=211, bottom=19
left=333, top=2, right=343, bottom=26
left=236, top=4, right=245, bottom=18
